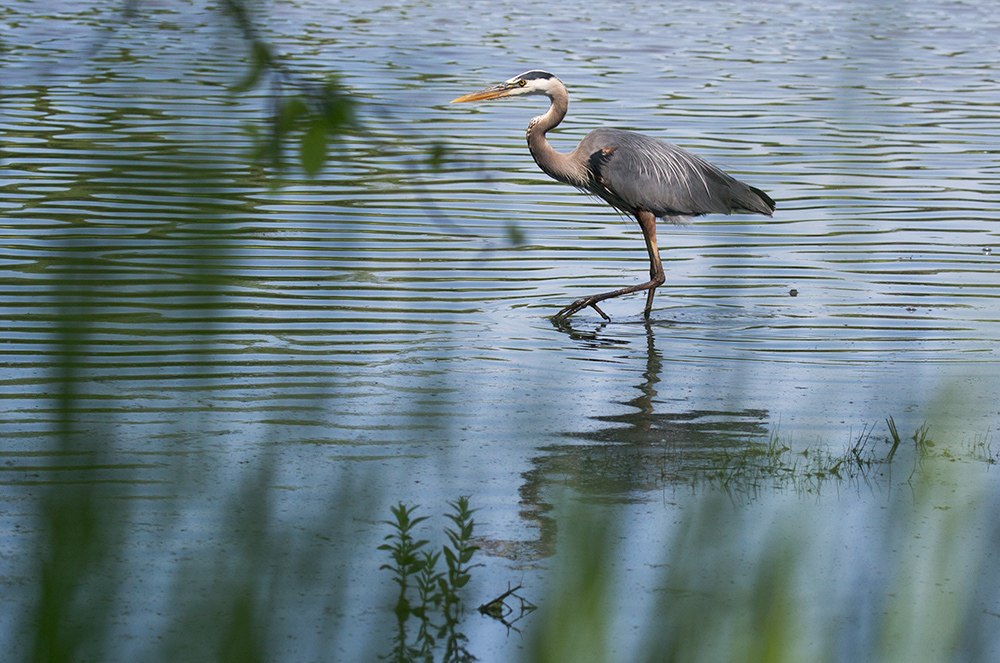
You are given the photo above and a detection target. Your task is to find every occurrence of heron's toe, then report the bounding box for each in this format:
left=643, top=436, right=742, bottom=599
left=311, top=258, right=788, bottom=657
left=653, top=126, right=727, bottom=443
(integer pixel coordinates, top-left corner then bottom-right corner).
left=553, top=296, right=611, bottom=322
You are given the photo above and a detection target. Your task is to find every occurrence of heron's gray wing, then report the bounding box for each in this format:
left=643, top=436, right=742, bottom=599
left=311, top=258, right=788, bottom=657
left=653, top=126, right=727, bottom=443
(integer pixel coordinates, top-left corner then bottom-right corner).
left=579, top=128, right=773, bottom=218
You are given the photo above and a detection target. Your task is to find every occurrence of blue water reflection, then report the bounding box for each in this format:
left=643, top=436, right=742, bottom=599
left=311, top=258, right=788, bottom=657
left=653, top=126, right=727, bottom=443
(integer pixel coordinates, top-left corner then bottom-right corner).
left=2, top=0, right=1000, bottom=660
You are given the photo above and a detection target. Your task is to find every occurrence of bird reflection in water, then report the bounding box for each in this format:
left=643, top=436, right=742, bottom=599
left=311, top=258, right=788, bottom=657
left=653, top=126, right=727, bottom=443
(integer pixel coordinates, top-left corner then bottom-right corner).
left=484, top=321, right=770, bottom=565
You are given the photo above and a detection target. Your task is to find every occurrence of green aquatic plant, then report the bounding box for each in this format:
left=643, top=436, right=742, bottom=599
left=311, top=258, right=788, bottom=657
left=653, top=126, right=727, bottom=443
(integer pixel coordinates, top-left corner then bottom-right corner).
left=964, top=429, right=997, bottom=465
left=913, top=423, right=934, bottom=458
left=414, top=549, right=445, bottom=618
left=441, top=497, right=481, bottom=662
left=886, top=415, right=902, bottom=460
left=379, top=503, right=432, bottom=619
left=700, top=417, right=962, bottom=500
left=441, top=497, right=481, bottom=620
left=522, top=426, right=996, bottom=663
left=379, top=498, right=482, bottom=662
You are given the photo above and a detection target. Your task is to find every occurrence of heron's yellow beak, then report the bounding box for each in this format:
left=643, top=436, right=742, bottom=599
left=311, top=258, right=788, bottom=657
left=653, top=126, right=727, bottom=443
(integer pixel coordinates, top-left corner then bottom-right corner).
left=450, top=83, right=514, bottom=103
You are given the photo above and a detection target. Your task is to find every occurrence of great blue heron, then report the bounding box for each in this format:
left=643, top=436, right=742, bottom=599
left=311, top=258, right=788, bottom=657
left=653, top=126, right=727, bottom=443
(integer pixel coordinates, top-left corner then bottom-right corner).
left=451, top=70, right=775, bottom=321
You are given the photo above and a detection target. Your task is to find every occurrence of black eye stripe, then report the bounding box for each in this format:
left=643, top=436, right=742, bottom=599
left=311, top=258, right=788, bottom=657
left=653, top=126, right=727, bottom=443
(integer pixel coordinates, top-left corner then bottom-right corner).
left=519, top=70, right=553, bottom=81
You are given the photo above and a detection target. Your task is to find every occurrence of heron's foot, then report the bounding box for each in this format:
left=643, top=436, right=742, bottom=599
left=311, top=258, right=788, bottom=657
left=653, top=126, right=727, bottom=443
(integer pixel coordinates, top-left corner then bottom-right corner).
left=553, top=296, right=612, bottom=322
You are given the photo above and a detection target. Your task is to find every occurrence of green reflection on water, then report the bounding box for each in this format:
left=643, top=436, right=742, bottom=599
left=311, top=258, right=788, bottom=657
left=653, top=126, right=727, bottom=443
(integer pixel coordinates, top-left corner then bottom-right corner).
left=4, top=1, right=1000, bottom=662
left=526, top=433, right=996, bottom=663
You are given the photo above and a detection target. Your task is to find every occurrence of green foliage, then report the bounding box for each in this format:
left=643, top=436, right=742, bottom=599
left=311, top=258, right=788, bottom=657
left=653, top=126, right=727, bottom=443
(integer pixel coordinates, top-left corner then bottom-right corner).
left=441, top=497, right=481, bottom=617
left=504, top=222, right=527, bottom=247
left=221, top=0, right=357, bottom=176
left=426, top=143, right=449, bottom=170
left=378, top=503, right=432, bottom=618
left=29, top=482, right=119, bottom=663
left=414, top=549, right=445, bottom=618
left=523, top=430, right=995, bottom=663
left=379, top=498, right=481, bottom=662
left=694, top=417, right=968, bottom=500
left=232, top=41, right=274, bottom=93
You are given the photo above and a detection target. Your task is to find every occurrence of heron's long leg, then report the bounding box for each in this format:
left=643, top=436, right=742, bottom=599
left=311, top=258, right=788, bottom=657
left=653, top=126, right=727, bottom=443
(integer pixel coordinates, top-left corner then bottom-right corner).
left=639, top=211, right=665, bottom=318
left=553, top=211, right=665, bottom=321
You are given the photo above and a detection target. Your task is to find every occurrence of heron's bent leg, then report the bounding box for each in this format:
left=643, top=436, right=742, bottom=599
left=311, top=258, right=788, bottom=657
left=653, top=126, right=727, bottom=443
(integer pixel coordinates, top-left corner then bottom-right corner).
left=638, top=211, right=666, bottom=318
left=552, top=211, right=666, bottom=321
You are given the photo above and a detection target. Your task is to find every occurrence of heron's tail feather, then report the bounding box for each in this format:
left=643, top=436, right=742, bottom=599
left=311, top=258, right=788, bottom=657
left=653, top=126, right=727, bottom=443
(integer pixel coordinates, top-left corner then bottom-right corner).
left=740, top=185, right=776, bottom=217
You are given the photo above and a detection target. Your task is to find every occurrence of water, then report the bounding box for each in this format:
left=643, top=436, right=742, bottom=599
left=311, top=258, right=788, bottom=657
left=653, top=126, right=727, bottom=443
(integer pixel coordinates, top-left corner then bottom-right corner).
left=2, top=0, right=1000, bottom=660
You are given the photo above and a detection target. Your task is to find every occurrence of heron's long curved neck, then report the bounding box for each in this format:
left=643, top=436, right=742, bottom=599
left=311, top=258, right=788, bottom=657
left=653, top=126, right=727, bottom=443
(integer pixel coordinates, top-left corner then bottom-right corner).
left=526, top=82, right=588, bottom=188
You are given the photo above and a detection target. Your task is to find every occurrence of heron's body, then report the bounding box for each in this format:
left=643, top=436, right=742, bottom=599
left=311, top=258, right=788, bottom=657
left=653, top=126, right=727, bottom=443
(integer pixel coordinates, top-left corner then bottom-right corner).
left=452, top=70, right=775, bottom=321
left=548, top=127, right=774, bottom=220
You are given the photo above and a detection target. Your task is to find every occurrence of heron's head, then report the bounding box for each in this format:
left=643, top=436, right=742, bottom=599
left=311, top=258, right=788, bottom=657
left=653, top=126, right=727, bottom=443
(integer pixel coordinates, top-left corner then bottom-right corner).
left=451, top=70, right=561, bottom=103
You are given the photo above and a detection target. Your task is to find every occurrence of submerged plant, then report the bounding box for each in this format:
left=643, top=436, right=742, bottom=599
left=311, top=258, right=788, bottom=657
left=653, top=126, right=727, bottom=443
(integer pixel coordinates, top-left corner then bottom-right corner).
left=693, top=416, right=977, bottom=501
left=886, top=415, right=902, bottom=460
left=964, top=429, right=997, bottom=465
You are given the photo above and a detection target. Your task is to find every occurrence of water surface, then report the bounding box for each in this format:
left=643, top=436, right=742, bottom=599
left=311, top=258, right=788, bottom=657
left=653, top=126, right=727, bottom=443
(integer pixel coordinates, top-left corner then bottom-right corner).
left=2, top=0, right=1000, bottom=660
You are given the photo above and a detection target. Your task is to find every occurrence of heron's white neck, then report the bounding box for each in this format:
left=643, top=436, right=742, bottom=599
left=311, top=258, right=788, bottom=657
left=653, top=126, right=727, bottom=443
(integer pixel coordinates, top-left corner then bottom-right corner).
left=525, top=80, right=588, bottom=188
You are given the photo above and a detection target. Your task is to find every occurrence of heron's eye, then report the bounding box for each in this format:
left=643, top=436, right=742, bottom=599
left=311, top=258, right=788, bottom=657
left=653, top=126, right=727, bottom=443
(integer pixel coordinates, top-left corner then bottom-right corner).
left=518, top=80, right=526, bottom=87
